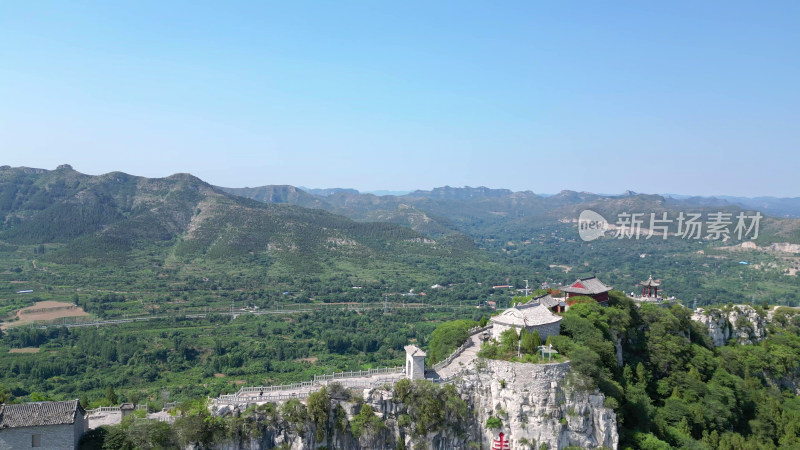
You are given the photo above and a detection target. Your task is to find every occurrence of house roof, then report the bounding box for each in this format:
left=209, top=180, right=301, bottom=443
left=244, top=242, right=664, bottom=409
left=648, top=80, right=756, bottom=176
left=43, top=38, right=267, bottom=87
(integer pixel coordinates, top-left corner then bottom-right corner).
left=0, top=400, right=84, bottom=428
left=560, top=277, right=611, bottom=295
left=525, top=294, right=566, bottom=309
left=404, top=345, right=426, bottom=357
left=490, top=303, right=562, bottom=328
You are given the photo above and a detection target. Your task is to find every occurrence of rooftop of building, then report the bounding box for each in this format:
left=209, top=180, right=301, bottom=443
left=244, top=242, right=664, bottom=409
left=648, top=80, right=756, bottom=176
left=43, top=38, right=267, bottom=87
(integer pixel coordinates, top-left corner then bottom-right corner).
left=560, top=276, right=612, bottom=295
left=490, top=303, right=563, bottom=327
left=0, top=400, right=84, bottom=429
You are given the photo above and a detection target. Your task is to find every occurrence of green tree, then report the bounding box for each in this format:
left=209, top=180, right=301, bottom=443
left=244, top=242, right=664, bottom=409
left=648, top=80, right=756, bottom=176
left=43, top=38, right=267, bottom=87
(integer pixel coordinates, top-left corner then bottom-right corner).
left=105, top=386, right=118, bottom=405
left=428, top=319, right=477, bottom=363
left=520, top=329, right=541, bottom=355
left=307, top=387, right=330, bottom=441
left=281, top=398, right=307, bottom=426
left=499, top=328, right=519, bottom=354
left=351, top=403, right=385, bottom=439
left=0, top=385, right=10, bottom=404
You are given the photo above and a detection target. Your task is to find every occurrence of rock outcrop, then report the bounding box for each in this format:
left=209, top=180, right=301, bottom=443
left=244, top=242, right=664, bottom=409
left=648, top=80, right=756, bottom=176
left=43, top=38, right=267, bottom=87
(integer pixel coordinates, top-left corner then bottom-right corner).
left=691, top=305, right=768, bottom=346
left=211, top=360, right=619, bottom=449
left=463, top=360, right=618, bottom=450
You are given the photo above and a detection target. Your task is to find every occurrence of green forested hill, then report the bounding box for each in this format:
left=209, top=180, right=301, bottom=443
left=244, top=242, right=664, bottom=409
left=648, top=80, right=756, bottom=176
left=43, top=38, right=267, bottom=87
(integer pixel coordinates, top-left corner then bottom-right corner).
left=223, top=184, right=800, bottom=306
left=0, top=166, right=497, bottom=298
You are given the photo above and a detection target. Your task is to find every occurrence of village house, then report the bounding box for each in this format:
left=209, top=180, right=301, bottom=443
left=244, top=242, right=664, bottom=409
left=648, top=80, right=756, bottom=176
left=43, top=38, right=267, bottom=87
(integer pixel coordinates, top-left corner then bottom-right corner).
left=0, top=399, right=87, bottom=449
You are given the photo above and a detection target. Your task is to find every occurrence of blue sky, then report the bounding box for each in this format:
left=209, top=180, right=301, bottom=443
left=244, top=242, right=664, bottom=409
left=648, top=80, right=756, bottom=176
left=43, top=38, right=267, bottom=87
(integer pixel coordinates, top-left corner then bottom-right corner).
left=1, top=1, right=798, bottom=196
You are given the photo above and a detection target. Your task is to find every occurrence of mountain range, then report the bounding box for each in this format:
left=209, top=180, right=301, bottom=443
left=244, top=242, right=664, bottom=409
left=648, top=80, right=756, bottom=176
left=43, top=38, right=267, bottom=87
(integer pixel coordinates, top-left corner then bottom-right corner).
left=2, top=165, right=800, bottom=305
left=0, top=165, right=482, bottom=283
left=220, top=184, right=800, bottom=244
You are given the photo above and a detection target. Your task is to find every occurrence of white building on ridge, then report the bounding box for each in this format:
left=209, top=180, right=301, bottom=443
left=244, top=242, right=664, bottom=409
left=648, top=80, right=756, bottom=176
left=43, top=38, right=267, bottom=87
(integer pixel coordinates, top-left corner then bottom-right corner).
left=489, top=303, right=562, bottom=341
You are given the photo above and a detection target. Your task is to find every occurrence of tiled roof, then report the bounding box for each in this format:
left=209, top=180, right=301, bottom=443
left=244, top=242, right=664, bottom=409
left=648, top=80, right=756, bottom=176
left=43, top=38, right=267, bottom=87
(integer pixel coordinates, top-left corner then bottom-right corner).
left=404, top=345, right=427, bottom=357
left=560, top=277, right=611, bottom=295
left=525, top=294, right=566, bottom=309
left=0, top=400, right=83, bottom=428
left=490, top=304, right=562, bottom=327
left=640, top=275, right=661, bottom=287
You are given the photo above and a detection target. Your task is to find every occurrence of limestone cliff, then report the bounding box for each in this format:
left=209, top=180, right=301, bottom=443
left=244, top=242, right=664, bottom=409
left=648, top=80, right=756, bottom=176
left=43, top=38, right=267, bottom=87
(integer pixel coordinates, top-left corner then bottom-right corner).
left=211, top=360, right=618, bottom=449
left=462, top=361, right=617, bottom=450
left=691, top=305, right=768, bottom=346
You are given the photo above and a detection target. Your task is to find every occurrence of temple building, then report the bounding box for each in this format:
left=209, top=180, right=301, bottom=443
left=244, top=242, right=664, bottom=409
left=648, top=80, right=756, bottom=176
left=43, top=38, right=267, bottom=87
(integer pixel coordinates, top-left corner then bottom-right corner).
left=489, top=303, right=562, bottom=341
left=639, top=275, right=661, bottom=298
left=560, top=276, right=612, bottom=304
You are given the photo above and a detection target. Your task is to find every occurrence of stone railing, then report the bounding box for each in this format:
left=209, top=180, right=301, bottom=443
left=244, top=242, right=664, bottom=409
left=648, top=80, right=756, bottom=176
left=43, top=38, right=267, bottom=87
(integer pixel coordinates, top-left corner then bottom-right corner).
left=313, top=366, right=403, bottom=383
left=87, top=407, right=120, bottom=414
left=134, top=415, right=176, bottom=424
left=428, top=374, right=456, bottom=383
left=236, top=381, right=316, bottom=397
left=329, top=377, right=399, bottom=390
left=429, top=325, right=492, bottom=372
left=215, top=391, right=309, bottom=405
left=430, top=339, right=472, bottom=371
left=87, top=404, right=148, bottom=414
left=468, top=325, right=492, bottom=336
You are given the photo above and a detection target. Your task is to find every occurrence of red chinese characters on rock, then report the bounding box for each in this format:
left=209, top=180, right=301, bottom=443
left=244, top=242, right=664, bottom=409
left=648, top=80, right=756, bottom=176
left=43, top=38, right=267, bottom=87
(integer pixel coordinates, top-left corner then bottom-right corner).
left=492, top=432, right=510, bottom=450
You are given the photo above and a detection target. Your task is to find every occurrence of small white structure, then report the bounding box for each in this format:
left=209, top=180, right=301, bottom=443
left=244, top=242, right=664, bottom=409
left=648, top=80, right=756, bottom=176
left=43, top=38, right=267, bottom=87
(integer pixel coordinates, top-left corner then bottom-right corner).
left=490, top=303, right=562, bottom=341
left=404, top=345, right=426, bottom=380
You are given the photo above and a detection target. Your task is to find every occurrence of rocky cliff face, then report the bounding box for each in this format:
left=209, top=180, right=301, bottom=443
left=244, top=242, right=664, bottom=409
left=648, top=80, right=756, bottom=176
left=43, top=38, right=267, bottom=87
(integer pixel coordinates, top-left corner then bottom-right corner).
left=463, top=361, right=617, bottom=450
left=691, top=305, right=768, bottom=346
left=211, top=360, right=618, bottom=450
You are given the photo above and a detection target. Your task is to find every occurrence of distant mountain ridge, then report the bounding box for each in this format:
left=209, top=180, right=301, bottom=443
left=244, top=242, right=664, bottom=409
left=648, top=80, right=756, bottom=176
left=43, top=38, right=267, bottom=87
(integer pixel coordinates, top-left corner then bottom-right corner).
left=218, top=185, right=326, bottom=209
left=298, top=187, right=359, bottom=197
left=220, top=183, right=800, bottom=244
left=663, top=194, right=800, bottom=218
left=229, top=183, right=800, bottom=219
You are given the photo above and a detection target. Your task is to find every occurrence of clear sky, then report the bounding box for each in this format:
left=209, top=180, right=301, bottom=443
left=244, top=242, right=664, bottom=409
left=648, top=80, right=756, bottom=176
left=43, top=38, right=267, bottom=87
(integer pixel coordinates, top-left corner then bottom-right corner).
left=1, top=1, right=798, bottom=196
